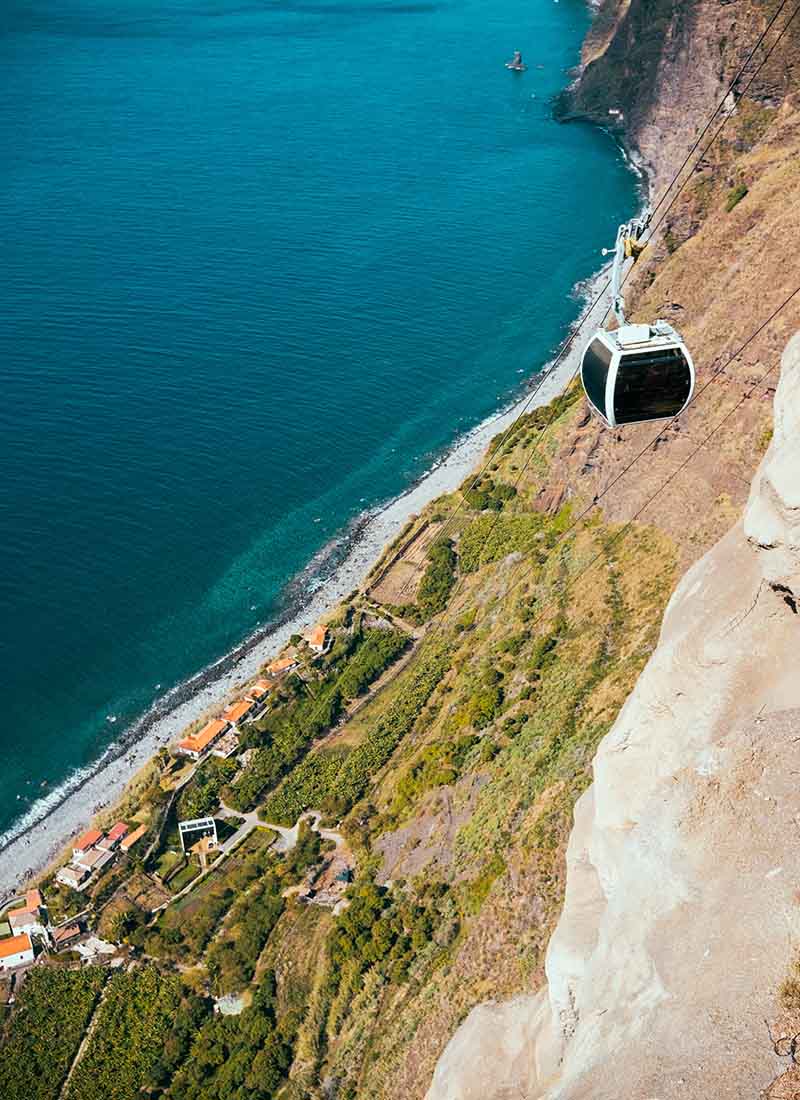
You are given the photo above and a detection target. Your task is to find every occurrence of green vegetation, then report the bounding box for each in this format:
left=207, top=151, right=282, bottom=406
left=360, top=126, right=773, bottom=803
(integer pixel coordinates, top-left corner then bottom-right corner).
left=0, top=968, right=106, bottom=1100
left=412, top=538, right=458, bottom=620
left=261, top=641, right=451, bottom=824
left=388, top=735, right=479, bottom=820
left=206, top=878, right=284, bottom=995
left=486, top=383, right=582, bottom=457
left=305, top=880, right=458, bottom=1099
left=144, top=832, right=275, bottom=961
left=178, top=757, right=238, bottom=820
left=461, top=476, right=517, bottom=512
left=226, top=629, right=408, bottom=812
left=459, top=511, right=560, bottom=573
left=170, top=974, right=292, bottom=1100
left=335, top=629, right=409, bottom=700
left=65, top=967, right=205, bottom=1100
left=392, top=538, right=458, bottom=624
left=725, top=182, right=748, bottom=211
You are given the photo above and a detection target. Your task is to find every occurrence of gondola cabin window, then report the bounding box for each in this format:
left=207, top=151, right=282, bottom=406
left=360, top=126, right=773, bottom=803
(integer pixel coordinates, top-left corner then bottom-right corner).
left=582, top=338, right=613, bottom=418
left=613, top=347, right=692, bottom=424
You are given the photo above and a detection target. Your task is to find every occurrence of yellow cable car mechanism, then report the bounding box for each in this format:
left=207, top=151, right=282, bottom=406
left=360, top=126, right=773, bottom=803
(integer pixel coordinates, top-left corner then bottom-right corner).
left=580, top=211, right=695, bottom=428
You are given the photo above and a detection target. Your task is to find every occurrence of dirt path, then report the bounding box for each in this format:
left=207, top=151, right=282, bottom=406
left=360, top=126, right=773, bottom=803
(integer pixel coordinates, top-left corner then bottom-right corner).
left=57, top=969, right=112, bottom=1100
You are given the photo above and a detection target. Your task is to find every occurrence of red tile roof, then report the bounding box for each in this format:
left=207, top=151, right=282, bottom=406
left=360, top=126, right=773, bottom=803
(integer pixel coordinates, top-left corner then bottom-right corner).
left=53, top=924, right=81, bottom=946
left=105, top=822, right=129, bottom=843
left=180, top=718, right=228, bottom=755
left=120, top=824, right=147, bottom=852
left=74, top=828, right=102, bottom=851
left=222, top=700, right=252, bottom=724
left=267, top=655, right=297, bottom=675
left=0, top=933, right=32, bottom=960
left=306, top=625, right=328, bottom=648
left=23, top=889, right=42, bottom=912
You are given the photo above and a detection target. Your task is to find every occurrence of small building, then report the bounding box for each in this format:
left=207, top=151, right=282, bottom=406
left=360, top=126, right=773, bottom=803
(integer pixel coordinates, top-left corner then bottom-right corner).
left=178, top=816, right=219, bottom=854
left=57, top=864, right=90, bottom=890
left=73, top=828, right=103, bottom=858
left=176, top=718, right=229, bottom=761
left=211, top=729, right=240, bottom=759
left=190, top=834, right=218, bottom=870
left=8, top=907, right=44, bottom=937
left=0, top=933, right=34, bottom=971
left=24, top=888, right=43, bottom=911
left=266, top=653, right=299, bottom=678
left=246, top=679, right=271, bottom=703
left=120, top=823, right=147, bottom=852
left=98, top=822, right=129, bottom=851
left=73, top=846, right=107, bottom=872
left=6, top=888, right=45, bottom=935
left=52, top=923, right=83, bottom=951
left=305, top=624, right=331, bottom=655
left=222, top=699, right=254, bottom=726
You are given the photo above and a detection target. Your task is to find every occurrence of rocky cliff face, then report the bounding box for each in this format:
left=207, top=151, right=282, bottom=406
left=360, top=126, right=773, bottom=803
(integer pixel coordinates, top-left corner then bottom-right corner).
left=557, top=0, right=800, bottom=194
left=428, top=333, right=800, bottom=1098
left=423, top=1, right=800, bottom=1096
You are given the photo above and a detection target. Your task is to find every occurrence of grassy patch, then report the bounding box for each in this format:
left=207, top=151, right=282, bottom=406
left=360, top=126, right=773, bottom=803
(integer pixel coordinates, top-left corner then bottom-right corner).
left=725, top=182, right=748, bottom=212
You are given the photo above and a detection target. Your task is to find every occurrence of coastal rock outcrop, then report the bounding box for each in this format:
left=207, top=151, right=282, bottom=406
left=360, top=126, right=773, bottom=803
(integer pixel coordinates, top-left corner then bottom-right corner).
left=427, top=331, right=800, bottom=1098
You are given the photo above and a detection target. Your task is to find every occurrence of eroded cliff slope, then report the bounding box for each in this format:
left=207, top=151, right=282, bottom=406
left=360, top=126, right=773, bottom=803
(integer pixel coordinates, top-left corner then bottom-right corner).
left=429, top=332, right=800, bottom=1098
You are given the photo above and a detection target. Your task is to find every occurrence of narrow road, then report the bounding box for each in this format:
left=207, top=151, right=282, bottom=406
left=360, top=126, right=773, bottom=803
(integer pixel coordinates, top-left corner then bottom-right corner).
left=217, top=805, right=345, bottom=855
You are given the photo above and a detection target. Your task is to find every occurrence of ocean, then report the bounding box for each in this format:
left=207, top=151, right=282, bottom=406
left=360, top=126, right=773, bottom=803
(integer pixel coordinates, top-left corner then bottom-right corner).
left=0, top=0, right=637, bottom=845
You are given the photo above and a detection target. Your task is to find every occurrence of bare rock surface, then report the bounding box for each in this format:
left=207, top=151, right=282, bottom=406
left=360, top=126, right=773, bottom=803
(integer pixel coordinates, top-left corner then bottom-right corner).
left=427, top=335, right=800, bottom=1098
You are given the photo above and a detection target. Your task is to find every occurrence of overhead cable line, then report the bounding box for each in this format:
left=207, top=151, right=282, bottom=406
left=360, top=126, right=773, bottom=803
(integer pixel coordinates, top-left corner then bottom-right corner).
left=396, top=0, right=798, bottom=592
left=509, top=350, right=784, bottom=641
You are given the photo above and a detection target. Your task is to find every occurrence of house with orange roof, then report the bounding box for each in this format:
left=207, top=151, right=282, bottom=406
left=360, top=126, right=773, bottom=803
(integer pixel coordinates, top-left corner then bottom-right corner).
left=222, top=699, right=254, bottom=725
left=176, top=718, right=229, bottom=761
left=246, top=679, right=271, bottom=705
left=7, top=889, right=46, bottom=936
left=73, top=828, right=103, bottom=858
left=98, top=822, right=129, bottom=852
left=304, top=624, right=331, bottom=655
left=24, top=888, right=43, bottom=911
left=0, top=932, right=34, bottom=971
left=120, top=823, right=147, bottom=852
left=266, top=653, right=299, bottom=678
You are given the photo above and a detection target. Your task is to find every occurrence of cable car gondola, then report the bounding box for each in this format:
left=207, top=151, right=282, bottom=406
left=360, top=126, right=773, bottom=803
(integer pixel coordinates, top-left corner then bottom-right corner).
left=580, top=213, right=695, bottom=428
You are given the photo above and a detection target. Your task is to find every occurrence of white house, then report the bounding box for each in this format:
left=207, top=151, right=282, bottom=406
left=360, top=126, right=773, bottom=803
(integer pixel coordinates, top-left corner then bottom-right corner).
left=178, top=817, right=219, bottom=854
left=57, top=864, right=90, bottom=890
left=72, top=828, right=103, bottom=859
left=305, top=624, right=331, bottom=655
left=8, top=907, right=44, bottom=937
left=0, top=933, right=35, bottom=971
left=6, top=889, right=45, bottom=936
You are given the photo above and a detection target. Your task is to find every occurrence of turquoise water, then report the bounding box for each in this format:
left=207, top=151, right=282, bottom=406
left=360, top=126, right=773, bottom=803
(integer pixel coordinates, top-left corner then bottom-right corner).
left=0, top=0, right=636, bottom=843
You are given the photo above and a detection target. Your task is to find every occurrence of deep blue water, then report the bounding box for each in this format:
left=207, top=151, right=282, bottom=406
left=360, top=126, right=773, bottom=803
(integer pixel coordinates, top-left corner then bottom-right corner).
left=0, top=0, right=636, bottom=842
